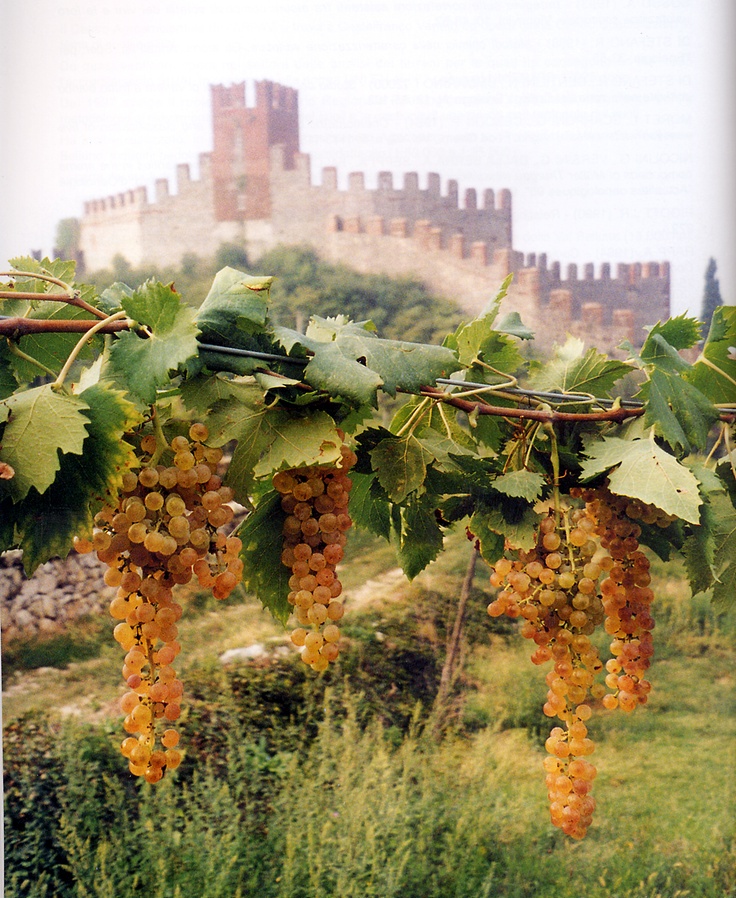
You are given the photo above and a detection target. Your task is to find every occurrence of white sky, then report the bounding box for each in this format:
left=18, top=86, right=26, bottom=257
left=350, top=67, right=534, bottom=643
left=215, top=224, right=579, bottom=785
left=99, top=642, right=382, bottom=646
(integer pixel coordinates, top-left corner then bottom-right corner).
left=1, top=0, right=733, bottom=317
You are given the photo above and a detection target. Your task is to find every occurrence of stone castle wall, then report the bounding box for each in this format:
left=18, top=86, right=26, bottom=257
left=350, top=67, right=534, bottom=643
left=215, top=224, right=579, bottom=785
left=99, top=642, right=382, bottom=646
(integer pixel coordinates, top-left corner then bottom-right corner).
left=78, top=79, right=670, bottom=354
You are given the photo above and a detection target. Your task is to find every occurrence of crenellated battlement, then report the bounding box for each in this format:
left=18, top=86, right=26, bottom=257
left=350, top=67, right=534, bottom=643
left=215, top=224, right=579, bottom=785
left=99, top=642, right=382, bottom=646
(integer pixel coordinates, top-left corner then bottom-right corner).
left=78, top=78, right=670, bottom=353
left=211, top=80, right=298, bottom=112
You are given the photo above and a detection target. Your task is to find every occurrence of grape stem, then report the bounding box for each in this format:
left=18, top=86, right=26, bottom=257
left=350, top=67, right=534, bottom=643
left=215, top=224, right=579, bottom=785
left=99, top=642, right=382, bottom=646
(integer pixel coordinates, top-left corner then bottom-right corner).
left=0, top=269, right=109, bottom=319
left=52, top=310, right=129, bottom=390
left=545, top=422, right=562, bottom=526
left=4, top=340, right=57, bottom=378
left=149, top=409, right=169, bottom=467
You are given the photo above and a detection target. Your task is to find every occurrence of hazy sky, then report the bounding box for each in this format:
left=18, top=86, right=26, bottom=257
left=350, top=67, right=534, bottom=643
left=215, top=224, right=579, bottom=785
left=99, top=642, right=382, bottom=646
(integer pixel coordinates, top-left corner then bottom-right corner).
left=1, top=0, right=733, bottom=317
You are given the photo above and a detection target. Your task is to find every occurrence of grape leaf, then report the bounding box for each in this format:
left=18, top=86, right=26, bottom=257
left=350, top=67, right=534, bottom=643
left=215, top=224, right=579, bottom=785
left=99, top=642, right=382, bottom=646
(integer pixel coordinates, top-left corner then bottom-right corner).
left=638, top=369, right=718, bottom=454
left=348, top=471, right=391, bottom=540
left=444, top=276, right=523, bottom=372
left=468, top=510, right=506, bottom=564
left=496, top=310, right=534, bottom=340
left=302, top=339, right=384, bottom=406
left=0, top=345, right=18, bottom=400
left=580, top=435, right=702, bottom=523
left=710, top=492, right=736, bottom=610
left=681, top=506, right=717, bottom=597
left=394, top=495, right=444, bottom=580
left=688, top=306, right=736, bottom=404
left=108, top=281, right=200, bottom=404
left=9, top=255, right=77, bottom=287
left=492, top=470, right=546, bottom=502
left=642, top=314, right=704, bottom=353
left=235, top=490, right=292, bottom=624
left=471, top=501, right=538, bottom=551
left=370, top=435, right=431, bottom=504
left=528, top=337, right=632, bottom=397
left=1, top=259, right=102, bottom=382
left=195, top=267, right=273, bottom=341
left=0, top=385, right=90, bottom=501
left=276, top=316, right=458, bottom=406
left=11, top=383, right=141, bottom=573
left=204, top=380, right=343, bottom=498
left=97, top=281, right=134, bottom=313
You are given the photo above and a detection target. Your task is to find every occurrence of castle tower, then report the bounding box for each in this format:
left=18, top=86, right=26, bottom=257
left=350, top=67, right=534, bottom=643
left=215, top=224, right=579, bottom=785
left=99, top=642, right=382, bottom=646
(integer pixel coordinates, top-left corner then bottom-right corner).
left=211, top=80, right=300, bottom=221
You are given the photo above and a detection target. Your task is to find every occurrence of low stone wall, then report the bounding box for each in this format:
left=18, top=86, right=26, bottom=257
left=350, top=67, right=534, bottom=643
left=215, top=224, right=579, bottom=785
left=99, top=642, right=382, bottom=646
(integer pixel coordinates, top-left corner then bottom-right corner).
left=0, top=551, right=112, bottom=644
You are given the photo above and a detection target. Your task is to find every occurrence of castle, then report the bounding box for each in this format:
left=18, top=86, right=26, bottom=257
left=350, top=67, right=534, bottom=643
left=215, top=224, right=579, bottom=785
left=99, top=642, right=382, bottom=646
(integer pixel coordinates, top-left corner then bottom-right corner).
left=79, top=80, right=670, bottom=353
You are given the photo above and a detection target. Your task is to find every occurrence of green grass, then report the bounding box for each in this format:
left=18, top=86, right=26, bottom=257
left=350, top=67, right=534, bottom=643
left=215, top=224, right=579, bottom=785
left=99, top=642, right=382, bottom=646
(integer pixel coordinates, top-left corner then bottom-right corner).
left=3, top=535, right=736, bottom=897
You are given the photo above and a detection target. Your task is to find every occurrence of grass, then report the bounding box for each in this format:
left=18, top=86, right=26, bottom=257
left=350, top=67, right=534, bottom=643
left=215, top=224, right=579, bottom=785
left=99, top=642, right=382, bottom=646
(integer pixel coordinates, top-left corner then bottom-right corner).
left=3, top=532, right=736, bottom=897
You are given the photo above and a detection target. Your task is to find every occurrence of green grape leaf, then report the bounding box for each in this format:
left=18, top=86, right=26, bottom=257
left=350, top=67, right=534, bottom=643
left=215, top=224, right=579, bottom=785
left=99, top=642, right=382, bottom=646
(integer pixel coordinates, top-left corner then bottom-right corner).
left=177, top=373, right=246, bottom=421
left=348, top=471, right=391, bottom=540
left=688, top=306, right=736, bottom=404
left=204, top=380, right=343, bottom=499
left=302, top=339, right=384, bottom=406
left=0, top=344, right=18, bottom=400
left=471, top=501, right=538, bottom=551
left=710, top=492, right=736, bottom=610
left=0, top=385, right=90, bottom=501
left=681, top=506, right=717, bottom=597
left=97, top=281, right=134, bottom=313
left=528, top=337, right=632, bottom=397
left=394, top=495, right=444, bottom=580
left=580, top=435, right=702, bottom=524
left=194, top=267, right=273, bottom=342
left=639, top=369, right=718, bottom=455
left=370, top=435, right=431, bottom=504
left=496, top=310, right=535, bottom=340
left=444, top=276, right=523, bottom=372
left=492, top=470, right=546, bottom=502
left=108, top=281, right=200, bottom=403
left=641, top=314, right=704, bottom=354
left=8, top=255, right=77, bottom=286
left=11, top=383, right=141, bottom=573
left=1, top=262, right=102, bottom=382
left=235, top=490, right=292, bottom=624
left=276, top=316, right=457, bottom=406
left=468, top=510, right=506, bottom=564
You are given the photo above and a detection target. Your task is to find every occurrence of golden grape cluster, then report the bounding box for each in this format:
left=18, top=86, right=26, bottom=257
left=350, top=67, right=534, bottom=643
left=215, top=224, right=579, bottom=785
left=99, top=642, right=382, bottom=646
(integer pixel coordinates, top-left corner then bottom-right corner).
left=76, top=423, right=242, bottom=782
left=487, top=487, right=670, bottom=839
left=273, top=444, right=357, bottom=672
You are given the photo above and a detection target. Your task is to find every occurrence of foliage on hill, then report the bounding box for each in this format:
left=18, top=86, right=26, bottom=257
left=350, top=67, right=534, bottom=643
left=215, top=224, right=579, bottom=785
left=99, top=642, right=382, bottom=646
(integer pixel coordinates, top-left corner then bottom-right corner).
left=85, top=243, right=463, bottom=344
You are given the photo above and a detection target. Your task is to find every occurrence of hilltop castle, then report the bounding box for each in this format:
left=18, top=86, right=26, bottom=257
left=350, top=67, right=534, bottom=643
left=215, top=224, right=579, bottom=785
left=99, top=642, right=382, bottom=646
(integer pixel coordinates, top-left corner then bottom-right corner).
left=79, top=80, right=670, bottom=353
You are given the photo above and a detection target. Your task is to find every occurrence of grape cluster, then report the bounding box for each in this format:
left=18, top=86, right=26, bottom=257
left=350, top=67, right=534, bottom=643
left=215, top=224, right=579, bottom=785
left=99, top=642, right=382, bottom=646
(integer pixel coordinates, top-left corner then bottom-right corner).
left=76, top=423, right=242, bottom=782
left=273, top=445, right=357, bottom=672
left=488, top=506, right=606, bottom=838
left=487, top=489, right=667, bottom=838
left=577, top=487, right=663, bottom=713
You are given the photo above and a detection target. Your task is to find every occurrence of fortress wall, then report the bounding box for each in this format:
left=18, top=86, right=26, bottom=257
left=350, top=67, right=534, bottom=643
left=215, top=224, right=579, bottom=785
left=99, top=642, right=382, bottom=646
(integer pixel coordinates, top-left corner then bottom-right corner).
left=268, top=148, right=513, bottom=251
left=310, top=217, right=538, bottom=327
left=138, top=157, right=242, bottom=267
left=537, top=260, right=670, bottom=337
left=80, top=188, right=149, bottom=270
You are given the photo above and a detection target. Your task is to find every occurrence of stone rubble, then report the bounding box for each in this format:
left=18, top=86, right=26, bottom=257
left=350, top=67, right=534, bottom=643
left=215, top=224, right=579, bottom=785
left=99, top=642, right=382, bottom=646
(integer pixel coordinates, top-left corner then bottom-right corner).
left=0, top=551, right=113, bottom=643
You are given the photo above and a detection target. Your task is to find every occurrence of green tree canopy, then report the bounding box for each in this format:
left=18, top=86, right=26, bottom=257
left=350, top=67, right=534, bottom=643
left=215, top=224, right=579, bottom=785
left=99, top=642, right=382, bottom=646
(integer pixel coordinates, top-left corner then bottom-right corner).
left=700, top=257, right=723, bottom=337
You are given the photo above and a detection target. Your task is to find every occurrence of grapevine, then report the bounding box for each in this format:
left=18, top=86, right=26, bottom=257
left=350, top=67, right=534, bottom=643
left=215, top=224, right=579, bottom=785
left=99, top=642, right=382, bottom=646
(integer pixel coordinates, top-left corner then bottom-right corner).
left=0, top=257, right=734, bottom=839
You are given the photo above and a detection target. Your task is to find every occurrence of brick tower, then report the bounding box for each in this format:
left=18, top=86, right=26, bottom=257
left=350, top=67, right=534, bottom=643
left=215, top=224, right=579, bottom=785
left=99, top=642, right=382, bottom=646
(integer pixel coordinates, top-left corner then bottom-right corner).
left=211, top=80, right=300, bottom=221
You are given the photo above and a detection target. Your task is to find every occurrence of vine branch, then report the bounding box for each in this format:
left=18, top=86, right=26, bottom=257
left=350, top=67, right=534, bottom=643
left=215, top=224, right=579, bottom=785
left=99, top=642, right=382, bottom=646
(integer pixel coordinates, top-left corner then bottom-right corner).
left=0, top=317, right=130, bottom=337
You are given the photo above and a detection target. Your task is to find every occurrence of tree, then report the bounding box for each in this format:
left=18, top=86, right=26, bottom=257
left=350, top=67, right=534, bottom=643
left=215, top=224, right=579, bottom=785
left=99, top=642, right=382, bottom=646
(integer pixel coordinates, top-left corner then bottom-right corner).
left=700, top=257, right=723, bottom=337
